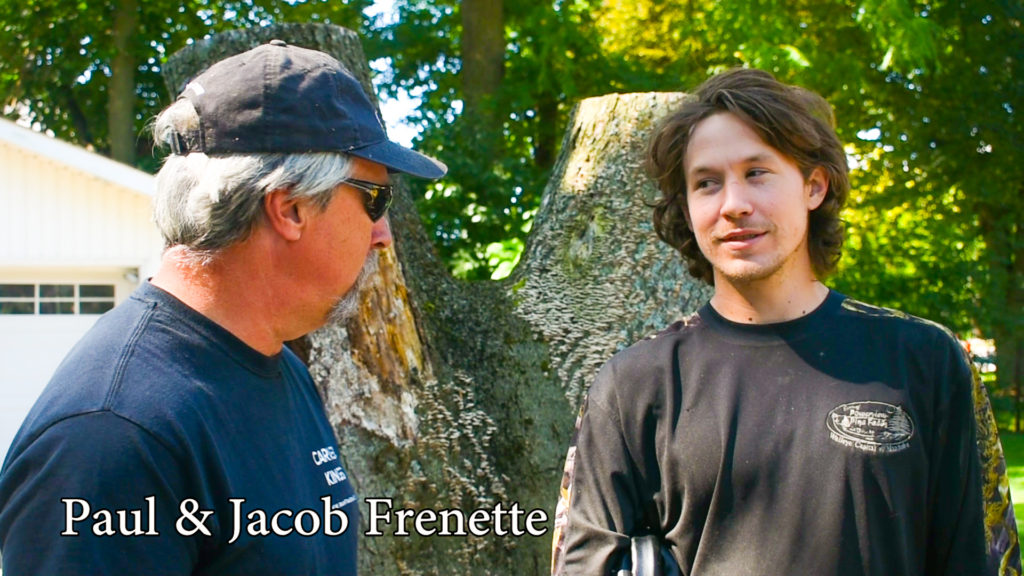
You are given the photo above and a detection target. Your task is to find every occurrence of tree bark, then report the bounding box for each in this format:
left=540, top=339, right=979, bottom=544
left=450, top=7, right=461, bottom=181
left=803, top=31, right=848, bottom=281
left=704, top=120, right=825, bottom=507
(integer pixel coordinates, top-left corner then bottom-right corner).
left=108, top=0, right=138, bottom=165
left=163, top=23, right=1016, bottom=574
left=165, top=25, right=701, bottom=573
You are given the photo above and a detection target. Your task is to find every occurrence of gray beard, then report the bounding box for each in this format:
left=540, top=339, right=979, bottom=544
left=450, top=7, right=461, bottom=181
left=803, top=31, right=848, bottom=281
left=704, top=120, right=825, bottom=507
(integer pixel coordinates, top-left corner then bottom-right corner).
left=327, top=251, right=380, bottom=324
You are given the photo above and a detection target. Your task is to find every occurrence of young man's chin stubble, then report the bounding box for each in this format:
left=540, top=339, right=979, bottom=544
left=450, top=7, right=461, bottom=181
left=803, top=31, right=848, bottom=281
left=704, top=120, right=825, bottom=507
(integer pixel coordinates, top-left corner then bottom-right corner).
left=710, top=225, right=815, bottom=289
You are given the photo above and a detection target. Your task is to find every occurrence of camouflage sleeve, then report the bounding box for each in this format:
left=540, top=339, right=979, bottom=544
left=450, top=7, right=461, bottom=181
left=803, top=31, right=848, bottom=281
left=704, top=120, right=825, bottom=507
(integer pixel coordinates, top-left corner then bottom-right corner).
left=551, top=404, right=584, bottom=576
left=970, top=358, right=1022, bottom=575
left=552, top=341, right=1019, bottom=574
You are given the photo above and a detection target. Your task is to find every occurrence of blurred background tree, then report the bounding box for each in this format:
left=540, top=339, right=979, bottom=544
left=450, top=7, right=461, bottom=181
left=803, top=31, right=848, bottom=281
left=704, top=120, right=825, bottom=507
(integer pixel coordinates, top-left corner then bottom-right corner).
left=1, top=0, right=1019, bottom=419
left=0, top=0, right=369, bottom=170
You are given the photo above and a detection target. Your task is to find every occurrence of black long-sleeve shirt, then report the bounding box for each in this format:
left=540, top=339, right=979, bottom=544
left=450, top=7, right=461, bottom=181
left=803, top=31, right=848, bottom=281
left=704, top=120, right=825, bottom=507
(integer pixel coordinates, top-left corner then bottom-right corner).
left=553, top=292, right=989, bottom=575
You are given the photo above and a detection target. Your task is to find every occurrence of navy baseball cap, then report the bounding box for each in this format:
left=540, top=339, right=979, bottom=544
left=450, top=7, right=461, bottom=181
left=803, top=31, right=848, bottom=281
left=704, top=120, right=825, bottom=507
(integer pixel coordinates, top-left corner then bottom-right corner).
left=170, top=39, right=446, bottom=180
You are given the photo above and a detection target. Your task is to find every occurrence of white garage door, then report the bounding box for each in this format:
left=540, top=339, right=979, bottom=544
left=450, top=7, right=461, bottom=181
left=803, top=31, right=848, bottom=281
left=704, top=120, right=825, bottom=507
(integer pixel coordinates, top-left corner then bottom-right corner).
left=0, top=315, right=101, bottom=465
left=0, top=280, right=119, bottom=465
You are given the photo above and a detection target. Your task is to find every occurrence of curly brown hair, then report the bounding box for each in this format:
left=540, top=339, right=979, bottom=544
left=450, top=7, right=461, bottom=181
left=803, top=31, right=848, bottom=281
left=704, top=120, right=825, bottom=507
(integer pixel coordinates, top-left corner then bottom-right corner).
left=647, top=68, right=849, bottom=284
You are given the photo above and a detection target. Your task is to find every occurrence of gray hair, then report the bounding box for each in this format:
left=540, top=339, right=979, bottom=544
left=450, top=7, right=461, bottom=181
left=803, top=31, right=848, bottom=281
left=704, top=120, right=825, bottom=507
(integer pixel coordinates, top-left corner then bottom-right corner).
left=151, top=99, right=354, bottom=253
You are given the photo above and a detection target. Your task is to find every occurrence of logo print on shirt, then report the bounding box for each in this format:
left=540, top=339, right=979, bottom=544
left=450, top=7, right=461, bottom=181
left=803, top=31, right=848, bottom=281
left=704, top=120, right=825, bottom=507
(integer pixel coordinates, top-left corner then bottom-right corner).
left=826, top=401, right=914, bottom=454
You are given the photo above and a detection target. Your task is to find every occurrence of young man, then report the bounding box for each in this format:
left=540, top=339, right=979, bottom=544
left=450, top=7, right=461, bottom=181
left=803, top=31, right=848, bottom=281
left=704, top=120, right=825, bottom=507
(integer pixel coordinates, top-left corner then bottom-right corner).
left=552, top=69, right=1016, bottom=575
left=0, top=41, right=445, bottom=574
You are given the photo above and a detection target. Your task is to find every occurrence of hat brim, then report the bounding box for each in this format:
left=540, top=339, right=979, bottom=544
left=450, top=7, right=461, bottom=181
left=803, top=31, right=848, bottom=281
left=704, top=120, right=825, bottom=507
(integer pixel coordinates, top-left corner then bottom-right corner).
left=349, top=140, right=447, bottom=180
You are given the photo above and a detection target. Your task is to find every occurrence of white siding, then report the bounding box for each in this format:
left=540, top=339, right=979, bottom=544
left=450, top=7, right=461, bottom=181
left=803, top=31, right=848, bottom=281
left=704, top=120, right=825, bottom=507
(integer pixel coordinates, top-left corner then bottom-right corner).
left=0, top=121, right=164, bottom=466
left=0, top=138, right=163, bottom=270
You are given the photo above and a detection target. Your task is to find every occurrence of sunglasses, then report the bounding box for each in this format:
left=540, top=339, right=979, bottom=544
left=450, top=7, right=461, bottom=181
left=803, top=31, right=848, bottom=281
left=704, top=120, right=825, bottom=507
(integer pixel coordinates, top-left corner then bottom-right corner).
left=339, top=178, right=393, bottom=222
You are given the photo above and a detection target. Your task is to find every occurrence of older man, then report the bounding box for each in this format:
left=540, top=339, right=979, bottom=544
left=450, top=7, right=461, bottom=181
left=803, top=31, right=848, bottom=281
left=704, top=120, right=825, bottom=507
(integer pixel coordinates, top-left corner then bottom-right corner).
left=0, top=40, right=445, bottom=574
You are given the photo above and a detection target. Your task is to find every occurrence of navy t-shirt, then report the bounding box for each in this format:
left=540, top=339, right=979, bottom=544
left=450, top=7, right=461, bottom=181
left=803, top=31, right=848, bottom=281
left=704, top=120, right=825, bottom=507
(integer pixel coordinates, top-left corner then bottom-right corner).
left=0, top=282, right=359, bottom=575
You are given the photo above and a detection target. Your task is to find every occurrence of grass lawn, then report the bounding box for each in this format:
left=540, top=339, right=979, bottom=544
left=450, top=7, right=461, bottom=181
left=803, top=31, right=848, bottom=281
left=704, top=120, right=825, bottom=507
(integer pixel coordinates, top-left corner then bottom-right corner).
left=1000, top=432, right=1024, bottom=536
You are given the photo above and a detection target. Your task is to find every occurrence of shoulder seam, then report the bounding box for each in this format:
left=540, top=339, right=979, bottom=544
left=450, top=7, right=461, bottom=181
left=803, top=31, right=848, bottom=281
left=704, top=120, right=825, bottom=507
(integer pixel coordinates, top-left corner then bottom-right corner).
left=839, top=297, right=957, bottom=336
left=16, top=409, right=185, bottom=468
left=641, top=312, right=702, bottom=343
left=103, top=301, right=158, bottom=410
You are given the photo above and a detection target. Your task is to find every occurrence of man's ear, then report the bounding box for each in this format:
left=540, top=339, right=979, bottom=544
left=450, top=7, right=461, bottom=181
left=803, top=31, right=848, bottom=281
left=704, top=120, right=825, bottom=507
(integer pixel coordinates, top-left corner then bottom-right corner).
left=806, top=167, right=829, bottom=210
left=263, top=189, right=306, bottom=241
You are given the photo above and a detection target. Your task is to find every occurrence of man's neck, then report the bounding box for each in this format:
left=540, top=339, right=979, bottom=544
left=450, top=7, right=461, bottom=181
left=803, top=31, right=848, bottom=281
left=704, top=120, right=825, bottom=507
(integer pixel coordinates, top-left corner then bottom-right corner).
left=709, top=274, right=830, bottom=325
left=150, top=246, right=286, bottom=356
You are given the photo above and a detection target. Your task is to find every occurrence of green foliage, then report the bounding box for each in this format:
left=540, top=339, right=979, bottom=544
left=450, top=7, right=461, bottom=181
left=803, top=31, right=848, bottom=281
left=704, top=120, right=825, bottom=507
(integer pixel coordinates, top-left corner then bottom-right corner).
left=369, top=0, right=627, bottom=279
left=2, top=0, right=1019, bottom=398
left=820, top=0, right=1022, bottom=368
left=997, top=431, right=1024, bottom=536
left=0, top=0, right=369, bottom=173
left=369, top=0, right=1019, bottom=403
left=832, top=169, right=986, bottom=334
left=0, top=0, right=119, bottom=152
left=579, top=0, right=1020, bottom=340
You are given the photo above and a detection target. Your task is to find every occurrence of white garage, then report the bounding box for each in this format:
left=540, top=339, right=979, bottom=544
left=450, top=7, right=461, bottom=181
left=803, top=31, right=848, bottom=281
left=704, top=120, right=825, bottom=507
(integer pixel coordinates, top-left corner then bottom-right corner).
left=0, top=118, right=163, bottom=464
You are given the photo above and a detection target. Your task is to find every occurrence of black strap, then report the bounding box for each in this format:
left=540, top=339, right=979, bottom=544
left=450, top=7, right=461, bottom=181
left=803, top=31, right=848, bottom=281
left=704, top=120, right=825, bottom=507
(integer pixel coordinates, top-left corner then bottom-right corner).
left=169, top=130, right=203, bottom=155
left=170, top=131, right=187, bottom=155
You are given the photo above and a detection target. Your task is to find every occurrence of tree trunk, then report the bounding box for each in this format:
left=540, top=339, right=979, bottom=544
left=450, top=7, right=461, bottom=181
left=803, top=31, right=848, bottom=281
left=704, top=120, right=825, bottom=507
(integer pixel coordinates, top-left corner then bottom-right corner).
left=461, top=0, right=504, bottom=126
left=534, top=95, right=559, bottom=170
left=977, top=193, right=1023, bottom=431
left=459, top=0, right=506, bottom=197
left=163, top=23, right=1016, bottom=575
left=1001, top=203, right=1021, bottom=434
left=164, top=25, right=700, bottom=573
left=108, top=0, right=138, bottom=165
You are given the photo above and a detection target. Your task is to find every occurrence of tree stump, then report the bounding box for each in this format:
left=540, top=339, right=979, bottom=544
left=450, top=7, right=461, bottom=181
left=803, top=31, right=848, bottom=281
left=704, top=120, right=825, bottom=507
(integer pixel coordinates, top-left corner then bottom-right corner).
left=162, top=22, right=1016, bottom=575
left=163, top=23, right=704, bottom=573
